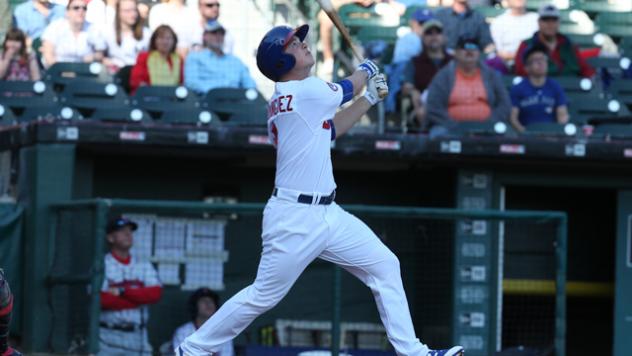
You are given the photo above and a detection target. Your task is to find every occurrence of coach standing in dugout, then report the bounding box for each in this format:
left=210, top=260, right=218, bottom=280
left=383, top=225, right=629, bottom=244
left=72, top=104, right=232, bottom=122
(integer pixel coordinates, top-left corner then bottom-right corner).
left=99, top=216, right=162, bottom=355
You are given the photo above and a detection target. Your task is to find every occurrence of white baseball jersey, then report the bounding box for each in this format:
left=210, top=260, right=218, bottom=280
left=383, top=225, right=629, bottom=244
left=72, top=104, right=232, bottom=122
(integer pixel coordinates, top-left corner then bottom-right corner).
left=173, top=322, right=234, bottom=356
left=267, top=77, right=345, bottom=195
left=180, top=74, right=431, bottom=356
left=100, top=253, right=161, bottom=326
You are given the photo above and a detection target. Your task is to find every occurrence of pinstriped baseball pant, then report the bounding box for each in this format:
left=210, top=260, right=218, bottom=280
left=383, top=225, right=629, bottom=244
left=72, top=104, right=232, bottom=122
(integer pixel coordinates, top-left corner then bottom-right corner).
left=179, top=197, right=429, bottom=356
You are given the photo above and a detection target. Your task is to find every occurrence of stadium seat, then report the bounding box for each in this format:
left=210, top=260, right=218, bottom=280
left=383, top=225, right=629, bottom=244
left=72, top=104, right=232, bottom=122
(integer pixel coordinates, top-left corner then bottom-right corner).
left=44, top=62, right=107, bottom=91
left=575, top=0, right=632, bottom=13
left=608, top=80, right=632, bottom=110
left=131, top=86, right=200, bottom=120
left=587, top=56, right=631, bottom=77
left=523, top=122, right=571, bottom=136
left=161, top=108, right=219, bottom=126
left=592, top=123, right=632, bottom=139
left=114, top=65, right=134, bottom=94
left=91, top=107, right=150, bottom=123
left=566, top=33, right=603, bottom=50
left=0, top=80, right=57, bottom=115
left=59, top=80, right=128, bottom=116
left=203, top=88, right=267, bottom=126
left=0, top=104, right=17, bottom=126
left=339, top=3, right=399, bottom=33
left=558, top=10, right=595, bottom=35
left=452, top=121, right=510, bottom=136
left=526, top=0, right=567, bottom=11
left=567, top=94, right=631, bottom=124
left=594, top=12, right=632, bottom=38
left=18, top=105, right=81, bottom=122
left=619, top=37, right=632, bottom=57
left=554, top=76, right=596, bottom=95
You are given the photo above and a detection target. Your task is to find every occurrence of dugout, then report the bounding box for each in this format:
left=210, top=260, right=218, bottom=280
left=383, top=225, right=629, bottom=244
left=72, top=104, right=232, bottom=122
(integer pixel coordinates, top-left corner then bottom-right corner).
left=0, top=120, right=631, bottom=356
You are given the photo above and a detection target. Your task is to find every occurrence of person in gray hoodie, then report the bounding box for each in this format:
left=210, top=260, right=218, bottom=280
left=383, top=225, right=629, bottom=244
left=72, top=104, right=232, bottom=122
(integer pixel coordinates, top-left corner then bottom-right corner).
left=426, top=35, right=510, bottom=137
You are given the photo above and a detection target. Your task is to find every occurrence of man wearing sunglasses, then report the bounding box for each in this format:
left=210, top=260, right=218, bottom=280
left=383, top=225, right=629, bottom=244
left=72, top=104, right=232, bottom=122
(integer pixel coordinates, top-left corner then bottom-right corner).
left=191, top=0, right=234, bottom=54
left=514, top=4, right=594, bottom=78
left=426, top=35, right=510, bottom=138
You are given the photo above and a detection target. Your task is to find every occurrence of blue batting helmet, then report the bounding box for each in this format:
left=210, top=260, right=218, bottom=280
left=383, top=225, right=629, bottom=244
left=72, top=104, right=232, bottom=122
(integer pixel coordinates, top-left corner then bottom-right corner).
left=256, top=24, right=309, bottom=81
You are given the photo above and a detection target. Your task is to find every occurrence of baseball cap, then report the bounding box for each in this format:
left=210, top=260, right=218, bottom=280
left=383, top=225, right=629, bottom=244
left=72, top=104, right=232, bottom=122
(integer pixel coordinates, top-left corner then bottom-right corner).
left=538, top=4, right=560, bottom=19
left=456, top=35, right=480, bottom=50
left=422, top=19, right=443, bottom=34
left=204, top=22, right=226, bottom=33
left=106, top=216, right=138, bottom=234
left=412, top=8, right=433, bottom=24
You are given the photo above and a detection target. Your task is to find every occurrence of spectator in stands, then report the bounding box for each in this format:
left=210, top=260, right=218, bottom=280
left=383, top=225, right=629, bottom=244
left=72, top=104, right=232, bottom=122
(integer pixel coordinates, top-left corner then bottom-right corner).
left=490, top=0, right=538, bottom=65
left=148, top=0, right=199, bottom=57
left=130, top=25, right=183, bottom=94
left=103, top=0, right=150, bottom=73
left=86, top=0, right=117, bottom=28
left=509, top=43, right=569, bottom=133
left=99, top=216, right=162, bottom=355
left=401, top=19, right=451, bottom=128
left=172, top=288, right=234, bottom=356
left=40, top=0, right=107, bottom=67
left=392, top=8, right=433, bottom=64
left=426, top=35, right=510, bottom=137
left=514, top=4, right=594, bottom=78
left=0, top=269, right=21, bottom=356
left=190, top=0, right=234, bottom=54
left=434, top=0, right=494, bottom=54
left=13, top=0, right=65, bottom=44
left=317, top=0, right=375, bottom=79
left=0, top=29, right=41, bottom=81
left=184, top=23, right=255, bottom=95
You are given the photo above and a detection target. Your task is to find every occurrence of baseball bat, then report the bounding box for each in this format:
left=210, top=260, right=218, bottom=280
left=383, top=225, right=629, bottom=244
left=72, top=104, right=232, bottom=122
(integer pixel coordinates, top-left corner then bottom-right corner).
left=315, top=0, right=388, bottom=99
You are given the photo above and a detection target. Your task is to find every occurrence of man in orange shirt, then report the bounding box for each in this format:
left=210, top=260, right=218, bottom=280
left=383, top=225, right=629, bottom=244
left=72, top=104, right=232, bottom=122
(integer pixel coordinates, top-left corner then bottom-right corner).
left=426, top=35, right=510, bottom=137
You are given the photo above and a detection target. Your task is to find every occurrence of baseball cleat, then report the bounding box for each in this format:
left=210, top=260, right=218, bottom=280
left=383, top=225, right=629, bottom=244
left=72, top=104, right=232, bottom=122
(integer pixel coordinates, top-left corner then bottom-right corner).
left=427, top=346, right=464, bottom=356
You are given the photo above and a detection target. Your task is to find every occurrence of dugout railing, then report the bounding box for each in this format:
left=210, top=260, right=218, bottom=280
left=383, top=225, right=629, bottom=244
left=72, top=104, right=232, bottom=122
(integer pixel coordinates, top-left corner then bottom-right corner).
left=47, top=199, right=567, bottom=356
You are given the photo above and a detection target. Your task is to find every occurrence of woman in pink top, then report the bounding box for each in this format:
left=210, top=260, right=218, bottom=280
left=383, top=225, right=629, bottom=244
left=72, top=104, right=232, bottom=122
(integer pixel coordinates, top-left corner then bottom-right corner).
left=0, top=28, right=41, bottom=81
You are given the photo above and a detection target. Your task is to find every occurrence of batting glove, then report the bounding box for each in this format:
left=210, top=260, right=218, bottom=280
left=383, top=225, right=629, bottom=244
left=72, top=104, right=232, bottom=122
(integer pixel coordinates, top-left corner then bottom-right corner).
left=363, top=74, right=388, bottom=106
left=357, top=59, right=379, bottom=79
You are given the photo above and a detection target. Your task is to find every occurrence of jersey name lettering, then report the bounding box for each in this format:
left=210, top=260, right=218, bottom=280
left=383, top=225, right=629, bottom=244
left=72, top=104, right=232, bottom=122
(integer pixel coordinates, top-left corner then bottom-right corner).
left=268, top=95, right=294, bottom=117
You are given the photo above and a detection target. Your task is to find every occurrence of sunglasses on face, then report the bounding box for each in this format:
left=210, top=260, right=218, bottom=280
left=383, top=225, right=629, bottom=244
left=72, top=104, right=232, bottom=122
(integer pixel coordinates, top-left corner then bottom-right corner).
left=461, top=43, right=479, bottom=51
left=424, top=28, right=442, bottom=35
left=203, top=3, right=220, bottom=8
left=70, top=5, right=88, bottom=11
left=540, top=17, right=559, bottom=22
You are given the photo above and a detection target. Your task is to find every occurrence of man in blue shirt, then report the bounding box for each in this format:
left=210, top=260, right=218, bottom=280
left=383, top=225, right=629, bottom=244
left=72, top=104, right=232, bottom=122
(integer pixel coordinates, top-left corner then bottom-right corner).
left=13, top=0, right=65, bottom=41
left=184, top=23, right=256, bottom=95
left=509, top=43, right=569, bottom=132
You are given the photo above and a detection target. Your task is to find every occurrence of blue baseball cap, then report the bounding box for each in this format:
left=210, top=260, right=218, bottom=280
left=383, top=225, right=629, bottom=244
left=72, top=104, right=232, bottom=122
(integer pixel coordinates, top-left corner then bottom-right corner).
left=412, top=8, right=433, bottom=23
left=106, top=216, right=138, bottom=234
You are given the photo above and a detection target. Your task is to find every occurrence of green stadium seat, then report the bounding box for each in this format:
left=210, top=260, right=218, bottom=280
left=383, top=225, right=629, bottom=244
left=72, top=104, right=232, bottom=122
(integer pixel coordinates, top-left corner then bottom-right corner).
left=526, top=0, right=567, bottom=11
left=608, top=80, right=632, bottom=110
left=19, top=105, right=81, bottom=122
left=592, top=123, right=632, bottom=139
left=131, top=86, right=200, bottom=120
left=204, top=88, right=267, bottom=126
left=555, top=10, right=595, bottom=35
left=0, top=80, right=57, bottom=114
left=567, top=93, right=631, bottom=124
left=595, top=12, right=632, bottom=38
left=523, top=122, right=571, bottom=136
left=44, top=62, right=107, bottom=91
left=161, top=108, right=220, bottom=126
left=0, top=103, right=17, bottom=126
left=587, top=56, right=630, bottom=76
left=566, top=33, right=603, bottom=50
left=619, top=37, right=632, bottom=57
left=339, top=3, right=399, bottom=33
left=553, top=76, right=596, bottom=95
left=453, top=121, right=510, bottom=136
left=91, top=107, right=150, bottom=123
left=575, top=0, right=632, bottom=14
left=59, top=81, right=128, bottom=115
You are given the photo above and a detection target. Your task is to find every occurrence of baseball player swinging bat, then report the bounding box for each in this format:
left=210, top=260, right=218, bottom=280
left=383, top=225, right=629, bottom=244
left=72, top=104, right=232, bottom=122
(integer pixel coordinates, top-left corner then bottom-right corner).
left=315, top=0, right=389, bottom=99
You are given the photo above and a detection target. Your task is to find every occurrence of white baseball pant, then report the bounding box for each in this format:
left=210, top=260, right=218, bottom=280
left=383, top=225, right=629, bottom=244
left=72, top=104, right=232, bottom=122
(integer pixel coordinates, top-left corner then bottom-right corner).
left=179, top=196, right=429, bottom=356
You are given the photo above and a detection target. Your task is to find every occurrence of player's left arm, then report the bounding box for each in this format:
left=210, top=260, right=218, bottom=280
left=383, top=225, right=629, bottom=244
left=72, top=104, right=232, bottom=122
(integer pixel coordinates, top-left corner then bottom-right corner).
left=338, top=59, right=379, bottom=100
left=333, top=74, right=387, bottom=137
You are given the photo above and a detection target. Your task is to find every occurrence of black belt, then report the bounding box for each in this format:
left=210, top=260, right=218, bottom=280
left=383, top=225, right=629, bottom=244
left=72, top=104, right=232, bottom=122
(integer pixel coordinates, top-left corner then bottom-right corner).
left=99, top=322, right=144, bottom=332
left=272, top=188, right=336, bottom=205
